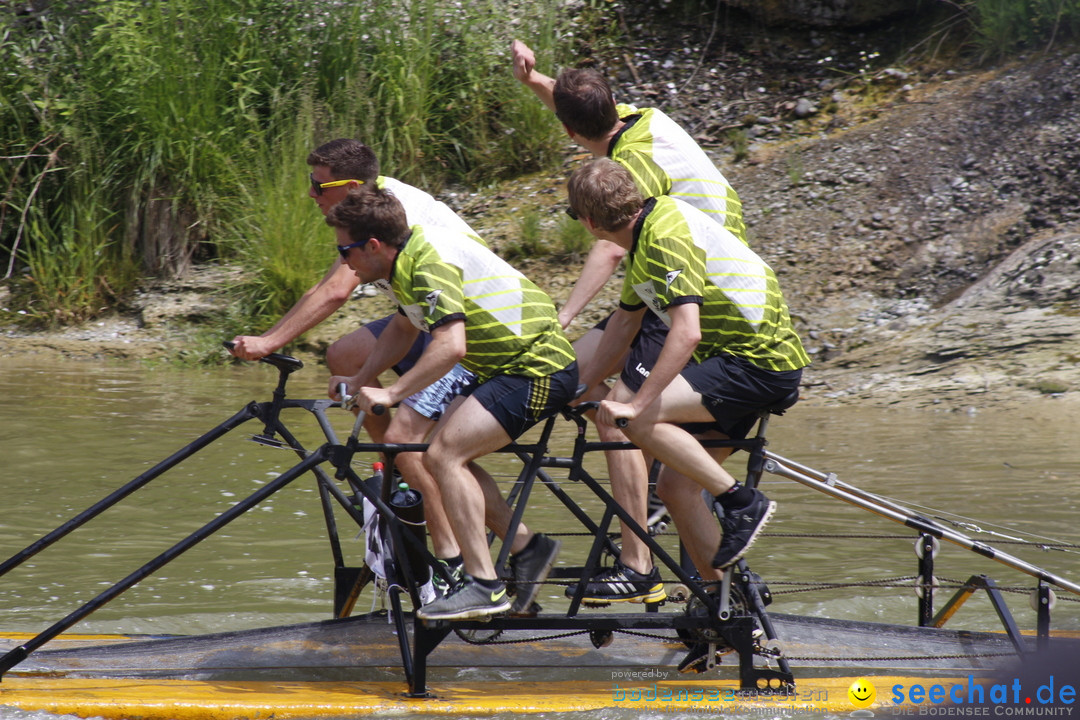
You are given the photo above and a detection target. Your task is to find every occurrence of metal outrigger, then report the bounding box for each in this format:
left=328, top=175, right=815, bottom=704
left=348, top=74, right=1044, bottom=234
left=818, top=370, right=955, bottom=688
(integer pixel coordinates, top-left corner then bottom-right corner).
left=759, top=451, right=1080, bottom=651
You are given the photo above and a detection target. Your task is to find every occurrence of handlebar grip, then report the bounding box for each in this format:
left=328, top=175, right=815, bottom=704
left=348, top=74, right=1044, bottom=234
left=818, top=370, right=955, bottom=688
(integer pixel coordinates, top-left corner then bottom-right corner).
left=371, top=404, right=386, bottom=416
left=616, top=418, right=629, bottom=428
left=222, top=340, right=303, bottom=374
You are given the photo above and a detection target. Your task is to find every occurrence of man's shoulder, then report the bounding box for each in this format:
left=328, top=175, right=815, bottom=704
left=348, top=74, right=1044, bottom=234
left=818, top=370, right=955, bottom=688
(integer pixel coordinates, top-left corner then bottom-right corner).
left=381, top=177, right=478, bottom=237
left=379, top=175, right=430, bottom=200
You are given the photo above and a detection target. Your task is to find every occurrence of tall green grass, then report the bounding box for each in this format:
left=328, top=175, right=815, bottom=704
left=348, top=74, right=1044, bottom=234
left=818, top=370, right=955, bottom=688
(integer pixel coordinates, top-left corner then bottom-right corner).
left=224, top=99, right=335, bottom=328
left=1, top=0, right=570, bottom=327
left=967, top=0, right=1080, bottom=58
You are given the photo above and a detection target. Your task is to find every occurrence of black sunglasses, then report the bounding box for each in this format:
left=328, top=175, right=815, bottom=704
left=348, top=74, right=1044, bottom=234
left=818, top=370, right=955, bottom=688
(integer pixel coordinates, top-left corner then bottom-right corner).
left=565, top=206, right=579, bottom=221
left=336, top=240, right=368, bottom=259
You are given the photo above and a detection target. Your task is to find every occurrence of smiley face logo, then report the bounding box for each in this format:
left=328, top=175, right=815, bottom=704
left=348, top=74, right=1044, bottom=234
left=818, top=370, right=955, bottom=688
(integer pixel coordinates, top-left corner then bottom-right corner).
left=848, top=678, right=876, bottom=708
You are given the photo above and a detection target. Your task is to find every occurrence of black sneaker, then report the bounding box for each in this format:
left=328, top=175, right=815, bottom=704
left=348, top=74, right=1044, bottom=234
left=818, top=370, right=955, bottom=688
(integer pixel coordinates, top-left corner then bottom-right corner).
left=416, top=576, right=511, bottom=621
left=508, top=534, right=560, bottom=614
left=711, top=489, right=776, bottom=569
left=566, top=561, right=666, bottom=605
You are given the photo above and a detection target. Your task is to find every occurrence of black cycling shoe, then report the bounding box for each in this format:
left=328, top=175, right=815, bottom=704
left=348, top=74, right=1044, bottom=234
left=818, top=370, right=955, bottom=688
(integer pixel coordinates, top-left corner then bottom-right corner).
left=712, top=489, right=776, bottom=569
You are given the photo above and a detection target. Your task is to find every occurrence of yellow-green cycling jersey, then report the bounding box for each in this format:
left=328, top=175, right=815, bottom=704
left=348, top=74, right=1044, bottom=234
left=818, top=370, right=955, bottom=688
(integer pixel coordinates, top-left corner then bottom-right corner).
left=619, top=197, right=809, bottom=372
left=380, top=225, right=576, bottom=382
left=611, top=104, right=747, bottom=245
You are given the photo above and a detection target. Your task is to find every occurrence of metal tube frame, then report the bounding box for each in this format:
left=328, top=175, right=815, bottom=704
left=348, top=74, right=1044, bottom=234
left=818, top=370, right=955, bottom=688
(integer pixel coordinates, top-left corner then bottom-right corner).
left=4, top=348, right=1076, bottom=695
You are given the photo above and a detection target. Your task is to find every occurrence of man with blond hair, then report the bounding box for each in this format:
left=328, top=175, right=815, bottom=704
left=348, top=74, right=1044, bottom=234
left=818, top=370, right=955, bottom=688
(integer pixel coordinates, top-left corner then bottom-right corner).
left=567, top=158, right=808, bottom=578
left=512, top=40, right=751, bottom=602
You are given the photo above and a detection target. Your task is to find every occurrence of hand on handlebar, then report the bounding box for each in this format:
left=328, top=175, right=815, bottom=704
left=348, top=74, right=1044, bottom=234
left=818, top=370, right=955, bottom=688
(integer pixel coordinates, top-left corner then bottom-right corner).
left=356, top=386, right=391, bottom=416
left=597, top=400, right=635, bottom=429
left=329, top=376, right=388, bottom=415
left=228, top=335, right=277, bottom=361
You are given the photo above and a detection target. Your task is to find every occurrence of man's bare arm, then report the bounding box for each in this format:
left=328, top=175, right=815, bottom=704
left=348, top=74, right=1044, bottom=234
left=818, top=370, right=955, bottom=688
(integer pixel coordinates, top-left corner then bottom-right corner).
left=511, top=39, right=557, bottom=113
left=231, top=259, right=360, bottom=360
left=558, top=239, right=626, bottom=329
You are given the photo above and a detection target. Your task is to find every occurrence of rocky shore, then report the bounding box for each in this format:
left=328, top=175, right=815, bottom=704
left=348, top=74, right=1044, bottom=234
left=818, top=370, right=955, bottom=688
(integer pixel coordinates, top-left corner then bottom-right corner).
left=3, top=14, right=1079, bottom=414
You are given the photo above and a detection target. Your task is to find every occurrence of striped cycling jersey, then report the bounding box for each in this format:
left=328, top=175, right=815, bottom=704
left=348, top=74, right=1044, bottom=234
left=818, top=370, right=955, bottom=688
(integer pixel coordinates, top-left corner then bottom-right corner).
left=375, top=225, right=576, bottom=382
left=618, top=197, right=809, bottom=372
left=610, top=104, right=747, bottom=245
left=377, top=176, right=480, bottom=241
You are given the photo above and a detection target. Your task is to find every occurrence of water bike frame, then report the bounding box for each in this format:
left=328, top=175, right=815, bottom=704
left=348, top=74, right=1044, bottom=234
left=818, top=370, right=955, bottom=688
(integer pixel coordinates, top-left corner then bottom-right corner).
left=2, top=345, right=1077, bottom=696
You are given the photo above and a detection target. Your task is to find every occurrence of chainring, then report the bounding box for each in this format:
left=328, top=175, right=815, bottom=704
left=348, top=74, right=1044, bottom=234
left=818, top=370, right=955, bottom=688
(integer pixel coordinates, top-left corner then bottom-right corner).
left=677, top=584, right=751, bottom=652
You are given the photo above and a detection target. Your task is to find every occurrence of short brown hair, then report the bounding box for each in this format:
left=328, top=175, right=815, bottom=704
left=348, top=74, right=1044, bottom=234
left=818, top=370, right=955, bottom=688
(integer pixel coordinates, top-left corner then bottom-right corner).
left=553, top=68, right=620, bottom=141
left=567, top=158, right=643, bottom=232
left=307, top=139, right=380, bottom=183
left=325, top=188, right=410, bottom=248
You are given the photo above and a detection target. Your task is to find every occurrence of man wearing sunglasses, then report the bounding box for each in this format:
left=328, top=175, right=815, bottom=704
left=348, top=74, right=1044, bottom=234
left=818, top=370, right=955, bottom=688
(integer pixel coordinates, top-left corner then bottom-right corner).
left=326, top=188, right=577, bottom=620
left=511, top=40, right=753, bottom=605
left=229, top=139, right=559, bottom=609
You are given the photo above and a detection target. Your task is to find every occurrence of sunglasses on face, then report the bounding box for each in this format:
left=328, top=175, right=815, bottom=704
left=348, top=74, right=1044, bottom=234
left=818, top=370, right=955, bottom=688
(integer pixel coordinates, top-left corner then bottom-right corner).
left=336, top=240, right=368, bottom=259
left=565, top=206, right=579, bottom=221
left=310, top=174, right=365, bottom=196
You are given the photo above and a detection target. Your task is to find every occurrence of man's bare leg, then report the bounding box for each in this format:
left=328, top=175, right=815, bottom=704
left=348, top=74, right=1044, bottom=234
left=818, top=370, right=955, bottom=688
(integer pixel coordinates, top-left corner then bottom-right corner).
left=575, top=328, right=653, bottom=574
left=471, top=461, right=533, bottom=554
left=592, top=382, right=652, bottom=575
left=655, top=463, right=727, bottom=584
left=422, top=395, right=514, bottom=582
left=382, top=405, right=460, bottom=559
left=326, top=325, right=391, bottom=442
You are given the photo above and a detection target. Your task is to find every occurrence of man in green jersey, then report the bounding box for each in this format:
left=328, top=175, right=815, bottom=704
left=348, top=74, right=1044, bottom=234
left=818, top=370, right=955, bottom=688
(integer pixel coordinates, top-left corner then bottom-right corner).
left=326, top=188, right=578, bottom=620
left=229, top=139, right=555, bottom=608
left=568, top=159, right=809, bottom=578
left=513, top=39, right=751, bottom=600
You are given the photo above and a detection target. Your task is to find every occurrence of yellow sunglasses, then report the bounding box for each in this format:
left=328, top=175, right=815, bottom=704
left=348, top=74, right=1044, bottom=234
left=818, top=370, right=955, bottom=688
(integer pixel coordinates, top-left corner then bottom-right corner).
left=310, top=174, right=365, bottom=195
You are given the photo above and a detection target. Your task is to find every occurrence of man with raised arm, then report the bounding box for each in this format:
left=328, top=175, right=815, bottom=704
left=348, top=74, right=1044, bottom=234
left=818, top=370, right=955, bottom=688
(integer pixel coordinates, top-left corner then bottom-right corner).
left=229, top=139, right=557, bottom=608
left=511, top=39, right=750, bottom=603
left=326, top=187, right=578, bottom=620
left=567, top=158, right=808, bottom=580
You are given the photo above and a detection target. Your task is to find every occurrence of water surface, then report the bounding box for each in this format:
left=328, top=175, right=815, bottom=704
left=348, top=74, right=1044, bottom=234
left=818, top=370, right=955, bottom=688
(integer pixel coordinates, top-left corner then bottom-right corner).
left=2, top=355, right=1078, bottom=718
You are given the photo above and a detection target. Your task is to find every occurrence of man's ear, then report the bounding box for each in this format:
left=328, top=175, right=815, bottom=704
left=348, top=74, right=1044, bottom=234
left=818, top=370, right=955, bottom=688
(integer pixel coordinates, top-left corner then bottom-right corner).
left=562, top=123, right=575, bottom=140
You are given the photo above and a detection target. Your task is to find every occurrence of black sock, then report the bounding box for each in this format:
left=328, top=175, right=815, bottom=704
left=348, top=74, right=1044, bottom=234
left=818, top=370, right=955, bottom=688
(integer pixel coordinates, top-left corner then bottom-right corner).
left=716, top=482, right=754, bottom=509
left=439, top=554, right=463, bottom=569
left=470, top=575, right=503, bottom=590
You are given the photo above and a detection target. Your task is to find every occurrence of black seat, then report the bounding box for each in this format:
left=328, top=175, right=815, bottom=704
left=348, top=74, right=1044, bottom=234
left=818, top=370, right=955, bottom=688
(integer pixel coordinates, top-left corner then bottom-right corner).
left=761, top=388, right=799, bottom=416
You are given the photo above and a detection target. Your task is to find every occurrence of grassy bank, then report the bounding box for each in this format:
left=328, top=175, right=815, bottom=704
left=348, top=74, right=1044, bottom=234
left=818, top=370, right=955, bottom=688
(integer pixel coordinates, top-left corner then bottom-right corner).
left=1, top=0, right=1076, bottom=332
left=1, top=0, right=571, bottom=326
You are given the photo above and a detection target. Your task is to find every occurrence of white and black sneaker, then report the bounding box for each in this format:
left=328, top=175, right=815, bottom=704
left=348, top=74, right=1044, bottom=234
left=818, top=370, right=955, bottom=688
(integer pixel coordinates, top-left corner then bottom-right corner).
left=567, top=561, right=667, bottom=605
left=711, top=489, right=776, bottom=569
left=431, top=557, right=464, bottom=599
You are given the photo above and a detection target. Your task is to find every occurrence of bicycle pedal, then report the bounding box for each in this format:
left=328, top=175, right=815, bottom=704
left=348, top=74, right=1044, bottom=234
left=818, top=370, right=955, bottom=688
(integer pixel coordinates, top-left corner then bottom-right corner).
left=666, top=583, right=691, bottom=603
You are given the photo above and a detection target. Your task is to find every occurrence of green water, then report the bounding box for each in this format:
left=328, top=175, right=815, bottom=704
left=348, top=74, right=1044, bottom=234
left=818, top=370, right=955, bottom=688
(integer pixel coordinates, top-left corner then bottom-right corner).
left=1, top=355, right=1079, bottom=719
